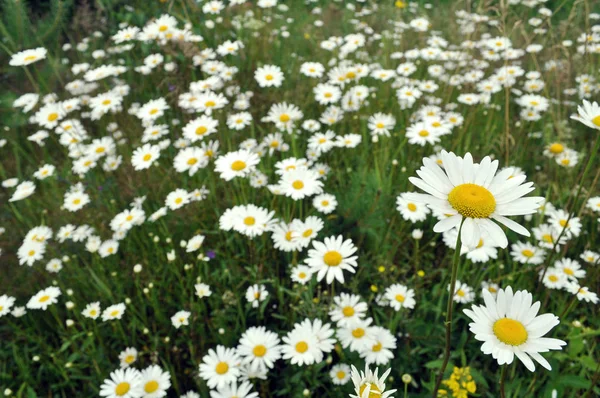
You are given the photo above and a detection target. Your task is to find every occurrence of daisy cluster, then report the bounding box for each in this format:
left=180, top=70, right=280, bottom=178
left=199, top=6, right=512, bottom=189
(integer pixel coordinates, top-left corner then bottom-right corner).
left=2, top=0, right=600, bottom=397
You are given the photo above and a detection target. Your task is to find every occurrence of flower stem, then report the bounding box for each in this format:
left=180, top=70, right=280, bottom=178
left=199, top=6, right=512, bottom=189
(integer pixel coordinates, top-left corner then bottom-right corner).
left=432, top=219, right=464, bottom=397
left=500, top=365, right=508, bottom=398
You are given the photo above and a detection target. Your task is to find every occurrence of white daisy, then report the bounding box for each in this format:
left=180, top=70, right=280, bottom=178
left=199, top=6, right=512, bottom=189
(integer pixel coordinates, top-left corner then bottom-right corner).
left=463, top=286, right=566, bottom=371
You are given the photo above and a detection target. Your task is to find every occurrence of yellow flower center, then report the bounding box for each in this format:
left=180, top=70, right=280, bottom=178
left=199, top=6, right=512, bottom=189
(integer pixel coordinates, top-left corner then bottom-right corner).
left=342, top=306, right=355, bottom=317
left=279, top=114, right=290, bottom=122
left=24, top=55, right=37, bottom=61
left=115, top=382, right=130, bottom=396
left=295, top=341, right=308, bottom=353
left=323, top=251, right=342, bottom=266
left=28, top=250, right=36, bottom=256
left=110, top=310, right=119, bottom=316
left=292, top=180, right=304, bottom=190
left=215, top=362, right=229, bottom=375
left=457, top=289, right=465, bottom=297
left=376, top=122, right=385, bottom=129
left=265, top=74, right=274, bottom=81
left=476, top=239, right=484, bottom=249
left=563, top=268, right=574, bottom=276
left=244, top=216, right=255, bottom=226
left=302, top=229, right=313, bottom=238
left=143, top=154, right=152, bottom=162
left=522, top=249, right=534, bottom=258
left=253, top=345, right=267, bottom=357
left=559, top=219, right=568, bottom=227
left=159, top=25, right=168, bottom=32
left=73, top=199, right=81, bottom=205
left=407, top=203, right=417, bottom=212
left=448, top=183, right=496, bottom=218
left=195, top=126, right=207, bottom=135
left=359, top=382, right=382, bottom=398
left=372, top=342, right=383, bottom=352
left=102, top=99, right=111, bottom=105
left=542, top=234, right=553, bottom=243
left=39, top=295, right=50, bottom=303
left=321, top=200, right=329, bottom=206
left=336, top=370, right=346, bottom=379
left=549, top=275, right=558, bottom=282
left=187, top=158, right=198, bottom=165
left=89, top=309, right=97, bottom=316
left=231, top=160, right=246, bottom=171
left=549, top=143, right=564, bottom=154
left=149, top=109, right=158, bottom=115
left=285, top=231, right=293, bottom=241
left=418, top=130, right=429, bottom=137
left=298, top=272, right=307, bottom=278
left=175, top=197, right=183, bottom=204
left=493, top=318, right=528, bottom=346
left=395, top=294, right=405, bottom=302
left=205, top=101, right=216, bottom=107
left=352, top=328, right=365, bottom=338
left=144, top=381, right=159, bottom=393
left=432, top=121, right=441, bottom=127
left=48, top=113, right=59, bottom=122
left=592, top=115, right=600, bottom=127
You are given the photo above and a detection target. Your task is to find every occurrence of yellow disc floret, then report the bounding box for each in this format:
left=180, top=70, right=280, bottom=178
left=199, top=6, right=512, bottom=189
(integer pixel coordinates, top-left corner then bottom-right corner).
left=448, top=184, right=496, bottom=218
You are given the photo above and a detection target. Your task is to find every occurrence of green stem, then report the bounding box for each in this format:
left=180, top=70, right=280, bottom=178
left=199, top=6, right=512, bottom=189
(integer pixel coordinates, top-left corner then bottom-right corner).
left=500, top=365, right=508, bottom=398
left=432, top=219, right=465, bottom=398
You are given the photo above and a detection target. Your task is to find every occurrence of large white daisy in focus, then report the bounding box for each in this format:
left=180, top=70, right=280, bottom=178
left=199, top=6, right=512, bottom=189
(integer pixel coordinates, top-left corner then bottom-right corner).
left=407, top=150, right=544, bottom=249
left=463, top=286, right=566, bottom=372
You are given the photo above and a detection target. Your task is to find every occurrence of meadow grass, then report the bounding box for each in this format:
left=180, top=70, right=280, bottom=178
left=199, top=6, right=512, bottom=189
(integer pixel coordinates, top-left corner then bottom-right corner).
left=0, top=0, right=599, bottom=397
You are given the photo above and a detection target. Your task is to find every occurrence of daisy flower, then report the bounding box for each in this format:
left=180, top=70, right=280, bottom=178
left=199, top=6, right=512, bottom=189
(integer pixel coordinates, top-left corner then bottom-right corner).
left=290, top=265, right=312, bottom=285
left=407, top=151, right=544, bottom=250
left=209, top=381, right=258, bottom=398
left=99, top=368, right=143, bottom=398
left=195, top=283, right=212, bottom=298
left=304, top=235, right=358, bottom=284
left=9, top=47, right=47, bottom=66
left=510, top=241, right=546, bottom=265
left=330, top=363, right=351, bottom=385
left=279, top=168, right=323, bottom=200
left=571, top=99, right=600, bottom=130
left=131, top=144, right=160, bottom=170
left=329, top=293, right=368, bottom=327
left=139, top=365, right=171, bottom=398
left=450, top=280, right=475, bottom=304
left=119, top=348, right=138, bottom=368
left=245, top=284, right=268, bottom=308
left=171, top=310, right=191, bottom=329
left=463, top=286, right=566, bottom=371
left=255, top=65, right=284, bottom=87
left=565, top=285, right=599, bottom=304
left=214, top=150, right=260, bottom=181
left=349, top=364, right=396, bottom=398
left=102, top=303, right=126, bottom=321
left=360, top=326, right=397, bottom=365
left=281, top=322, right=320, bottom=366
left=396, top=193, right=430, bottom=222
left=554, top=258, right=586, bottom=281
left=237, top=326, right=282, bottom=370
left=0, top=295, right=16, bottom=318
left=82, top=301, right=101, bottom=319
left=26, top=286, right=61, bottom=310
left=199, top=346, right=241, bottom=389
left=384, top=284, right=416, bottom=311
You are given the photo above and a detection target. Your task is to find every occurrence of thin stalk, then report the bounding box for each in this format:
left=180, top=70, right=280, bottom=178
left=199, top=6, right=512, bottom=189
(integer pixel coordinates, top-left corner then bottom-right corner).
left=500, top=365, right=508, bottom=398
left=432, top=219, right=465, bottom=397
